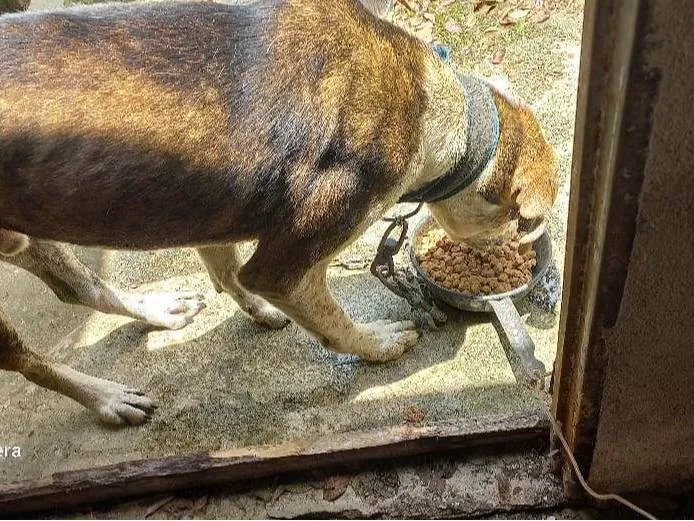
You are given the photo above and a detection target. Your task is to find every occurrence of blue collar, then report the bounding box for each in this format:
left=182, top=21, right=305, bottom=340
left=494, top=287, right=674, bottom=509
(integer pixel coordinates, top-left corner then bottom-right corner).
left=399, top=74, right=500, bottom=203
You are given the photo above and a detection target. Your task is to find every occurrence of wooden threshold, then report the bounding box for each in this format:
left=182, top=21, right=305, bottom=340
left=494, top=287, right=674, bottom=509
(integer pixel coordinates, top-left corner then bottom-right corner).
left=0, top=410, right=548, bottom=514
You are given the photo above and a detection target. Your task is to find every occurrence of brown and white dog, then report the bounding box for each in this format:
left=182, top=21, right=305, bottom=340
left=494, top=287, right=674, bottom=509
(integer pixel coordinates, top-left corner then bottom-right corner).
left=0, top=0, right=557, bottom=425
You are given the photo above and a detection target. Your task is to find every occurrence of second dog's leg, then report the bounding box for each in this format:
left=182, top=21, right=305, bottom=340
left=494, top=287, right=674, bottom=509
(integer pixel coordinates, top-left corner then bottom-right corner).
left=4, top=239, right=205, bottom=330
left=0, top=308, right=156, bottom=425
left=197, top=244, right=290, bottom=329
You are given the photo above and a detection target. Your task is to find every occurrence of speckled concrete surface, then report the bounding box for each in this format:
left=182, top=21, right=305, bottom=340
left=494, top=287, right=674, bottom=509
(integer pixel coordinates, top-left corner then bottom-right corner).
left=0, top=0, right=582, bottom=486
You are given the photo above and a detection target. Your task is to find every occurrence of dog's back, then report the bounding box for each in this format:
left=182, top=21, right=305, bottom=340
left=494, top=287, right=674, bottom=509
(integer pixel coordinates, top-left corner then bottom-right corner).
left=0, top=0, right=428, bottom=249
left=1, top=1, right=284, bottom=248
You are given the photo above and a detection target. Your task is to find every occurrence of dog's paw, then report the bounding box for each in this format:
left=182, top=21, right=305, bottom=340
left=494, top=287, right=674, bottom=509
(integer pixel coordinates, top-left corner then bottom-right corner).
left=80, top=376, right=158, bottom=426
left=122, top=291, right=206, bottom=330
left=249, top=301, right=291, bottom=329
left=355, top=320, right=420, bottom=362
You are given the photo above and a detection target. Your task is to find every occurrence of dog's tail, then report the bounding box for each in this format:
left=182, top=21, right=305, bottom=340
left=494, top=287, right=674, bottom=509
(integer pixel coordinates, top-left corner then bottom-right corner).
left=0, top=229, right=29, bottom=256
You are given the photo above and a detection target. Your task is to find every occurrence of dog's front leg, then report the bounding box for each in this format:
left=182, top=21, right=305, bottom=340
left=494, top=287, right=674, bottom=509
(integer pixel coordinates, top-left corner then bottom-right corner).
left=240, top=257, right=419, bottom=362
left=5, top=239, right=205, bottom=330
left=0, top=307, right=155, bottom=425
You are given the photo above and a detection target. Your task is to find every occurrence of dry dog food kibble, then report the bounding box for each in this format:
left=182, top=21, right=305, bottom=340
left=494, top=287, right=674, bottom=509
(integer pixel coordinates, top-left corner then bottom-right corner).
left=417, top=229, right=537, bottom=295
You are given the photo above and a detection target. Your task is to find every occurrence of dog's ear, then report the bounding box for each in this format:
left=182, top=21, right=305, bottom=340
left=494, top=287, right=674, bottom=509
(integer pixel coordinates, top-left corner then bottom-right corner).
left=489, top=85, right=558, bottom=220
left=510, top=153, right=558, bottom=220
left=506, top=101, right=558, bottom=220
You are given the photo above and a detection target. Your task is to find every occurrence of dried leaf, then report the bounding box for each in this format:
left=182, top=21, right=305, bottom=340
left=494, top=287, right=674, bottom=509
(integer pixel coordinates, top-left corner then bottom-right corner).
left=395, top=0, right=418, bottom=12
left=500, top=8, right=530, bottom=26
left=422, top=11, right=436, bottom=22
left=322, top=476, right=351, bottom=502
left=191, top=495, right=210, bottom=517
left=529, top=6, right=550, bottom=23
left=144, top=496, right=175, bottom=519
left=492, top=48, right=506, bottom=64
left=473, top=0, right=500, bottom=13
left=444, top=19, right=463, bottom=33
left=404, top=405, right=427, bottom=424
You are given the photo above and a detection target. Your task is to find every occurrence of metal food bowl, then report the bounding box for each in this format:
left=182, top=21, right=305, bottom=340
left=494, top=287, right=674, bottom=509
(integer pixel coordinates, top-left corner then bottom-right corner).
left=409, top=217, right=553, bottom=312
left=408, top=215, right=552, bottom=383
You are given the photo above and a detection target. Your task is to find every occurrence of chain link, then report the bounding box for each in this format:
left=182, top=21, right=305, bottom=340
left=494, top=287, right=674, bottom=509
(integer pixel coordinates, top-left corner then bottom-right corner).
left=370, top=204, right=447, bottom=329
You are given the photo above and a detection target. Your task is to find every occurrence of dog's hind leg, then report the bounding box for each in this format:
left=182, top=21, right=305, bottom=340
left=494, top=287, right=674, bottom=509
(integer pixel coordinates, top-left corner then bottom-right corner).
left=239, top=253, right=420, bottom=362
left=197, top=244, right=290, bottom=329
left=0, top=307, right=156, bottom=425
left=4, top=239, right=205, bottom=330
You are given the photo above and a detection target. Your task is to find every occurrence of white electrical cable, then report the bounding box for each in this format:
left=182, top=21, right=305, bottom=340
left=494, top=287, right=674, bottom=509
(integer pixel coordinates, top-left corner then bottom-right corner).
left=545, top=411, right=657, bottom=520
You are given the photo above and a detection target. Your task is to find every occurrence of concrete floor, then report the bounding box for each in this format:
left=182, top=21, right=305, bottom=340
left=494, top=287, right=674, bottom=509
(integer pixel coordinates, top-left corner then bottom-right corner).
left=0, top=0, right=583, bottom=487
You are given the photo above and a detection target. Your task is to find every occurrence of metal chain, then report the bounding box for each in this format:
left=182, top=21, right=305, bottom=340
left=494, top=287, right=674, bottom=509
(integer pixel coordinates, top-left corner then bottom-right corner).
left=370, top=203, right=448, bottom=329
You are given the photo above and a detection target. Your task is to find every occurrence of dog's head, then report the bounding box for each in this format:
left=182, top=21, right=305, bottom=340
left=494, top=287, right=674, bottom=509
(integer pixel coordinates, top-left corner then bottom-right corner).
left=427, top=83, right=558, bottom=247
